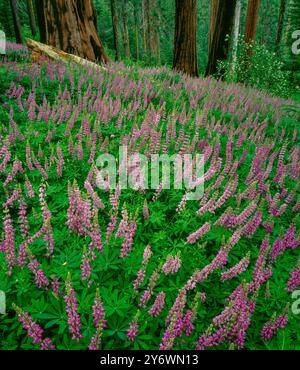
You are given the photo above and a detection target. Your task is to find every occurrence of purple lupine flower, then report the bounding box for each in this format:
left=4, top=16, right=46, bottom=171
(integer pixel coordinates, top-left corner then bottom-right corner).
left=242, top=211, right=262, bottom=238
left=3, top=208, right=16, bottom=275
left=105, top=215, right=118, bottom=244
left=18, top=198, right=29, bottom=241
left=17, top=243, right=27, bottom=266
left=143, top=245, right=152, bottom=265
left=89, top=289, right=106, bottom=350
left=3, top=158, right=24, bottom=187
left=161, top=289, right=187, bottom=350
left=196, top=327, right=227, bottom=350
left=13, top=304, right=54, bottom=350
left=56, top=143, right=64, bottom=177
left=148, top=292, right=166, bottom=317
left=3, top=188, right=20, bottom=208
left=64, top=273, right=82, bottom=342
left=32, top=156, right=48, bottom=179
left=51, top=278, right=61, bottom=296
left=221, top=253, right=250, bottom=281
left=120, top=220, right=137, bottom=258
left=25, top=176, right=35, bottom=198
left=186, top=222, right=211, bottom=244
left=139, top=288, right=151, bottom=308
left=162, top=254, right=181, bottom=275
left=261, top=311, right=289, bottom=341
left=28, top=257, right=49, bottom=289
left=133, top=268, right=146, bottom=293
left=285, top=259, right=300, bottom=292
left=127, top=313, right=139, bottom=342
left=81, top=248, right=92, bottom=286
left=84, top=180, right=105, bottom=209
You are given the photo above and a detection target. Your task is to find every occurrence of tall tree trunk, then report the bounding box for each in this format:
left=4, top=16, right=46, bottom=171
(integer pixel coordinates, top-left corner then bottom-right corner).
left=276, top=0, right=287, bottom=49
left=244, top=0, right=261, bottom=44
left=35, top=0, right=46, bottom=43
left=122, top=0, right=131, bottom=59
left=35, top=0, right=108, bottom=63
left=142, top=0, right=151, bottom=63
left=134, top=4, right=139, bottom=61
left=231, top=0, right=242, bottom=76
left=173, top=0, right=198, bottom=77
left=10, top=0, right=23, bottom=44
left=27, top=0, right=36, bottom=37
left=150, top=0, right=160, bottom=64
left=110, top=0, right=120, bottom=61
left=208, top=0, right=219, bottom=56
left=205, top=0, right=236, bottom=77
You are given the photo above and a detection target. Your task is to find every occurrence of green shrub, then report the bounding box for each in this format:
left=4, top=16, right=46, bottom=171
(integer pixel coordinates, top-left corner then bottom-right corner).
left=217, top=40, right=294, bottom=98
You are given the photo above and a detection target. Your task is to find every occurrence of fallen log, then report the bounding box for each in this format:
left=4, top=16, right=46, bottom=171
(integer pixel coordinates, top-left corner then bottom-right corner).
left=26, top=39, right=107, bottom=71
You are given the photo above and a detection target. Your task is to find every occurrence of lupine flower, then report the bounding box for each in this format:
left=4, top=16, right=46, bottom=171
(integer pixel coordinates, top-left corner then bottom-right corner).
left=221, top=253, right=250, bottom=281
left=285, top=259, right=300, bottom=292
left=13, top=304, right=54, bottom=350
left=162, top=254, right=181, bottom=275
left=17, top=243, right=27, bottom=266
left=187, top=222, right=211, bottom=244
left=25, top=176, right=35, bottom=198
left=261, top=310, right=289, bottom=341
left=81, top=248, right=92, bottom=286
left=56, top=143, right=64, bottom=177
left=64, top=273, right=82, bottom=342
left=120, top=219, right=137, bottom=258
left=3, top=207, right=16, bottom=274
left=28, top=255, right=49, bottom=289
left=148, top=292, right=166, bottom=317
left=89, top=289, right=106, bottom=350
left=51, top=278, right=61, bottom=296
left=127, top=312, right=139, bottom=342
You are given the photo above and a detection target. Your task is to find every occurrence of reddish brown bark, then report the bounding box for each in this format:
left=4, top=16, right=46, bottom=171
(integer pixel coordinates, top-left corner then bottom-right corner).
left=173, top=0, right=198, bottom=77
left=35, top=0, right=108, bottom=63
left=205, top=0, right=236, bottom=77
left=244, top=0, right=261, bottom=44
left=208, top=0, right=219, bottom=56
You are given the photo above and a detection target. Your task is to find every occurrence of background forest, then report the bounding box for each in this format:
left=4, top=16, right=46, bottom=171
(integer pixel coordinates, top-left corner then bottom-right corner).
left=0, top=0, right=300, bottom=99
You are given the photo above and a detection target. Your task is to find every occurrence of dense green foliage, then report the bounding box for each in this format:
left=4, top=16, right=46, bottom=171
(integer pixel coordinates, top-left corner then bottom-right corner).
left=0, top=44, right=299, bottom=350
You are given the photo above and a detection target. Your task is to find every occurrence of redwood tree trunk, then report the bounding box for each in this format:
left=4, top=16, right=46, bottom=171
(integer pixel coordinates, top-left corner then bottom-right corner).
left=205, top=0, right=236, bottom=77
left=110, top=0, right=120, bottom=61
left=173, top=0, right=198, bottom=77
left=27, top=0, right=36, bottom=36
left=134, top=4, right=139, bottom=61
left=10, top=0, right=24, bottom=44
left=35, top=0, right=108, bottom=63
left=122, top=0, right=131, bottom=59
left=275, top=0, right=287, bottom=49
left=244, top=0, right=261, bottom=44
left=208, top=0, right=219, bottom=56
left=143, top=0, right=151, bottom=63
left=35, top=0, right=46, bottom=43
left=150, top=0, right=161, bottom=64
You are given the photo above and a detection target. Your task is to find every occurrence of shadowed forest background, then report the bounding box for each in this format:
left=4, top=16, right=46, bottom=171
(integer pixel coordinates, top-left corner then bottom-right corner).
left=1, top=0, right=300, bottom=99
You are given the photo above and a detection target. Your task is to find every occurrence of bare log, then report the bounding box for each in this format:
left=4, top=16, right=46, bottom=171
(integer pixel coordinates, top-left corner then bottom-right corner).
left=26, top=39, right=107, bottom=71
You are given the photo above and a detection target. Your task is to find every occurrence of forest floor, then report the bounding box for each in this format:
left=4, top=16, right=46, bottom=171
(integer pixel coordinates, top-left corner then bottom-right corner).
left=0, top=45, right=300, bottom=350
